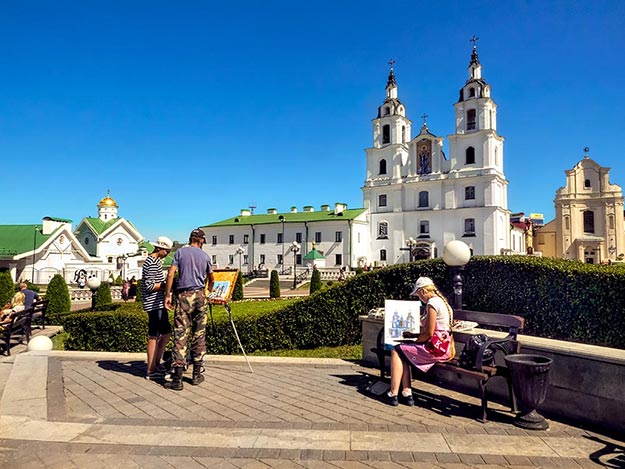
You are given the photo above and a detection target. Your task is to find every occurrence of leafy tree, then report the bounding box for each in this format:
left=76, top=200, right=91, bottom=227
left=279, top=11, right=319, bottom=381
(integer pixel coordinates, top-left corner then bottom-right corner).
left=232, top=271, right=244, bottom=301
left=310, top=268, right=322, bottom=294
left=46, top=274, right=71, bottom=315
left=269, top=270, right=280, bottom=299
left=94, top=282, right=113, bottom=309
left=0, top=271, right=14, bottom=306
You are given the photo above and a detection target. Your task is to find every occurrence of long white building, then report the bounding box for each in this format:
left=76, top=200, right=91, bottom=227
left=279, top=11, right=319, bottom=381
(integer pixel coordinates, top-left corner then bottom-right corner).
left=203, top=43, right=513, bottom=271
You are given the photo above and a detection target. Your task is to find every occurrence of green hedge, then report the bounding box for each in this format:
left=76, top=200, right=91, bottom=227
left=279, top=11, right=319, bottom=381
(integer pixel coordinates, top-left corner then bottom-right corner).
left=60, top=257, right=625, bottom=353
left=0, top=271, right=13, bottom=306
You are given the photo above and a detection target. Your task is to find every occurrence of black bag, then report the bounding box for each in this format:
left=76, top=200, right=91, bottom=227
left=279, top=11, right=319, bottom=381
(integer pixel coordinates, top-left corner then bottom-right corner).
left=459, top=334, right=495, bottom=369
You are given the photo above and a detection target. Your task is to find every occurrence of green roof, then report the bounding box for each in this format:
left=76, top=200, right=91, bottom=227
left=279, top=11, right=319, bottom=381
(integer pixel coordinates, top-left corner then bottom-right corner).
left=140, top=240, right=175, bottom=267
left=207, top=208, right=367, bottom=227
left=0, top=225, right=54, bottom=257
left=303, top=248, right=325, bottom=260
left=82, top=217, right=139, bottom=235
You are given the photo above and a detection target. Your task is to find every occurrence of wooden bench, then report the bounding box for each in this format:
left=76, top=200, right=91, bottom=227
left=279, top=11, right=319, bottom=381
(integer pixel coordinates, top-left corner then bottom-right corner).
left=0, top=307, right=35, bottom=356
left=31, top=299, right=49, bottom=329
left=371, top=309, right=525, bottom=422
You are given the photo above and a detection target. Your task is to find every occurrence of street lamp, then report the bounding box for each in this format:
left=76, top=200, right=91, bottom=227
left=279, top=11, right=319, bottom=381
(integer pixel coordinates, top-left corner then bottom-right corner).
left=290, top=241, right=300, bottom=289
left=442, top=240, right=471, bottom=310
left=405, top=237, right=417, bottom=262
left=279, top=215, right=286, bottom=273
left=235, top=246, right=245, bottom=272
left=87, top=275, right=102, bottom=311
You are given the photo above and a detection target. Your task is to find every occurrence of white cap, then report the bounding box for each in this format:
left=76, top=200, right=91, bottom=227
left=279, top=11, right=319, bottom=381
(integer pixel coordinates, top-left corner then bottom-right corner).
left=152, top=236, right=173, bottom=251
left=409, top=276, right=434, bottom=296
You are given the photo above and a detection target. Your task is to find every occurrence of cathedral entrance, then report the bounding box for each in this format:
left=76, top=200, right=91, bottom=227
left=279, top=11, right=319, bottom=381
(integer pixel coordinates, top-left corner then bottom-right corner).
left=412, top=242, right=433, bottom=260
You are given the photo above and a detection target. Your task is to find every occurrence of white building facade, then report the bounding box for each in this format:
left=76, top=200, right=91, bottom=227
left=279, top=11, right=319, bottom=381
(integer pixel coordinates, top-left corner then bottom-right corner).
left=363, top=45, right=510, bottom=264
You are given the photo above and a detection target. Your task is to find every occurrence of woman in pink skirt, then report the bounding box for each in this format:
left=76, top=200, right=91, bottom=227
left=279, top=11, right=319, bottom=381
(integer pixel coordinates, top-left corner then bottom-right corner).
left=381, top=277, right=454, bottom=406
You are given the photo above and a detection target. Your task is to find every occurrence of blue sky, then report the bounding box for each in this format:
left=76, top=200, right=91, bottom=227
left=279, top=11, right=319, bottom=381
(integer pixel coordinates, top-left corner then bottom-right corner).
left=1, top=1, right=623, bottom=243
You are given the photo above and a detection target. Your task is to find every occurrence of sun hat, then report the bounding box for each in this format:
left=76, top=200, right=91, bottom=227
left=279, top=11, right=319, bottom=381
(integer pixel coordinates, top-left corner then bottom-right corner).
left=409, top=276, right=434, bottom=296
left=152, top=236, right=173, bottom=251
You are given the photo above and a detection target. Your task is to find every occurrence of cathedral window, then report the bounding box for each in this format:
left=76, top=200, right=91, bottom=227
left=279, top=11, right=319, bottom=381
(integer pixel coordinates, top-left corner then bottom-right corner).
left=464, top=218, right=476, bottom=236
left=419, top=221, right=430, bottom=236
left=377, top=222, right=388, bottom=239
left=583, top=211, right=595, bottom=233
left=564, top=216, right=570, bottom=231
left=584, top=179, right=591, bottom=189
left=465, top=186, right=475, bottom=200
left=418, top=191, right=429, bottom=208
left=382, top=125, right=390, bottom=144
left=609, top=215, right=615, bottom=230
left=466, top=109, right=476, bottom=131
left=466, top=146, right=475, bottom=165
left=384, top=107, right=390, bottom=116
left=469, top=87, right=475, bottom=98
left=402, top=126, right=406, bottom=143
left=379, top=159, right=387, bottom=175
left=379, top=194, right=387, bottom=207
left=380, top=249, right=387, bottom=261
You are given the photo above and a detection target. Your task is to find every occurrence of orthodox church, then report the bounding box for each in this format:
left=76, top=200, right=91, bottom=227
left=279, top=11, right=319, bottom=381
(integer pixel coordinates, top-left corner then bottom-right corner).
left=202, top=43, right=517, bottom=271
left=0, top=192, right=148, bottom=285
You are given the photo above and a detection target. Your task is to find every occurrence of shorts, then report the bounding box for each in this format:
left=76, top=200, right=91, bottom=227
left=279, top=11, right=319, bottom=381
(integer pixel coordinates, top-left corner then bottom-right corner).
left=147, top=308, right=172, bottom=337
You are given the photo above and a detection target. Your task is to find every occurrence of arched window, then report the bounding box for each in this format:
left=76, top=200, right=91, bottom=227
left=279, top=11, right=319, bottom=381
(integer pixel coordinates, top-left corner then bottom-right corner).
left=467, top=109, right=476, bottom=131
left=418, top=191, right=429, bottom=208
left=379, top=159, right=387, bottom=175
left=564, top=216, right=570, bottom=231
left=401, top=125, right=406, bottom=143
left=382, top=125, right=390, bottom=144
left=380, top=249, right=387, bottom=261
left=583, top=210, right=595, bottom=233
left=378, top=194, right=387, bottom=207
left=466, top=146, right=475, bottom=164
left=609, top=215, right=615, bottom=230
left=584, top=179, right=591, bottom=189
left=469, top=87, right=475, bottom=97
left=384, top=107, right=390, bottom=116
left=377, top=222, right=388, bottom=239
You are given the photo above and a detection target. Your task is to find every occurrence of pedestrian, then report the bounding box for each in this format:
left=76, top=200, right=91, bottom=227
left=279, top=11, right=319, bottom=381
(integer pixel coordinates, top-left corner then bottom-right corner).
left=338, top=267, right=346, bottom=281
left=142, top=236, right=173, bottom=380
left=129, top=276, right=138, bottom=299
left=380, top=277, right=454, bottom=406
left=19, top=282, right=41, bottom=308
left=164, top=228, right=214, bottom=391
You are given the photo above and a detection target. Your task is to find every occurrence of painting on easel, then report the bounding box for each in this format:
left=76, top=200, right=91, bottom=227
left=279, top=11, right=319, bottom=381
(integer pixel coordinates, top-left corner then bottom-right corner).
left=206, top=269, right=239, bottom=304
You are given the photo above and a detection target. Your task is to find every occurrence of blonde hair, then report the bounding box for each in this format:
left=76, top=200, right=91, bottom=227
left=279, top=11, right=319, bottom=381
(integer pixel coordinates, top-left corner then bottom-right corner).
left=11, top=292, right=25, bottom=307
left=421, top=284, right=454, bottom=324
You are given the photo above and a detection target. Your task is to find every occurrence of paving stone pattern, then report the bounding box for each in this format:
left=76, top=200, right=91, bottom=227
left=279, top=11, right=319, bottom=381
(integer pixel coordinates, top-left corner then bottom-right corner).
left=0, top=354, right=623, bottom=468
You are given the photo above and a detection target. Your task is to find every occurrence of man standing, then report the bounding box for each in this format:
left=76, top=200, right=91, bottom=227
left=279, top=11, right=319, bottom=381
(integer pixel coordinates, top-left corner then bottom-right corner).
left=164, top=228, right=214, bottom=391
left=19, top=282, right=40, bottom=308
left=141, top=236, right=173, bottom=380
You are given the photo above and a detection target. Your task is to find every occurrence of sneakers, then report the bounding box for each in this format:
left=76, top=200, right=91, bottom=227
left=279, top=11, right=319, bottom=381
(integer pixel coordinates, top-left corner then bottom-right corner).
left=145, top=370, right=171, bottom=381
left=380, top=392, right=399, bottom=407
left=400, top=393, right=415, bottom=407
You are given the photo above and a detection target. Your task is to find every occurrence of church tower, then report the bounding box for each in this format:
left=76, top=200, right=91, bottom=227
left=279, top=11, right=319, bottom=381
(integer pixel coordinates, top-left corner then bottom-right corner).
left=97, top=190, right=119, bottom=221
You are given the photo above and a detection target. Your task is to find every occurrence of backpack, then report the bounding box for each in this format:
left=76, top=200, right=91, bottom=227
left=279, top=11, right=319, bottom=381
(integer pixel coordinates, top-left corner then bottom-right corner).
left=458, top=333, right=495, bottom=369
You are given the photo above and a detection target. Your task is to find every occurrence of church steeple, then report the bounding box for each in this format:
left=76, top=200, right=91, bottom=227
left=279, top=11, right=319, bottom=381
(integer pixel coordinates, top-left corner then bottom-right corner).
left=373, top=60, right=411, bottom=148
left=386, top=61, right=398, bottom=99
left=468, top=35, right=482, bottom=79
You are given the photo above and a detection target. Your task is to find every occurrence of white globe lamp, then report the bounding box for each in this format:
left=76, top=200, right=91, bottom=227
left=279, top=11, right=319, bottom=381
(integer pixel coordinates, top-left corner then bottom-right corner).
left=442, top=240, right=472, bottom=310
left=28, top=335, right=53, bottom=351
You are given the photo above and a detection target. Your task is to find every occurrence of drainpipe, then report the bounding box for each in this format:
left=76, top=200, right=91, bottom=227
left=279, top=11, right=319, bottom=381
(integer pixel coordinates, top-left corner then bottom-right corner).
left=348, top=219, right=353, bottom=269
left=250, top=225, right=255, bottom=273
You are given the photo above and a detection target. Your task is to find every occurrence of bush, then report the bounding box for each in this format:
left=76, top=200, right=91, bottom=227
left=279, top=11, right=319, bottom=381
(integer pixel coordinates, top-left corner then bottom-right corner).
left=94, top=282, right=113, bottom=309
left=64, top=308, right=148, bottom=352
left=269, top=270, right=280, bottom=298
left=310, top=269, right=321, bottom=294
left=14, top=280, right=40, bottom=293
left=135, top=279, right=142, bottom=302
left=0, top=271, right=14, bottom=306
left=45, top=274, right=71, bottom=318
left=232, top=271, right=244, bottom=300
left=115, top=275, right=123, bottom=286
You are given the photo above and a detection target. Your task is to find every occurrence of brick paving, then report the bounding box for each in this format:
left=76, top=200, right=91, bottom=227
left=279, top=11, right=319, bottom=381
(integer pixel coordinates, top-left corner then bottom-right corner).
left=0, top=351, right=623, bottom=468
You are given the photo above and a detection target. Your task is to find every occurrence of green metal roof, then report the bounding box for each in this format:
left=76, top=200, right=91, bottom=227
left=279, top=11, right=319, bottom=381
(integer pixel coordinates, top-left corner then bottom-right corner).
left=82, top=217, right=140, bottom=235
left=303, top=248, right=325, bottom=260
left=206, top=208, right=367, bottom=227
left=140, top=240, right=175, bottom=267
left=0, top=225, right=55, bottom=257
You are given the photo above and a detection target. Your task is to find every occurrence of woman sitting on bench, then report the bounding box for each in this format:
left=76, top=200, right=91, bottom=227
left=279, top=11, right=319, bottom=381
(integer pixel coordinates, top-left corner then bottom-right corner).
left=0, top=292, right=26, bottom=330
left=381, top=277, right=454, bottom=406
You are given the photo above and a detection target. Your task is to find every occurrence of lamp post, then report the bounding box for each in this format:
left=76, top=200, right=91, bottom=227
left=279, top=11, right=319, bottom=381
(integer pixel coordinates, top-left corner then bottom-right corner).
left=235, top=246, right=245, bottom=272
left=279, top=215, right=286, bottom=273
left=87, top=275, right=101, bottom=311
left=405, top=237, right=417, bottom=262
left=442, top=240, right=471, bottom=310
left=290, top=241, right=300, bottom=289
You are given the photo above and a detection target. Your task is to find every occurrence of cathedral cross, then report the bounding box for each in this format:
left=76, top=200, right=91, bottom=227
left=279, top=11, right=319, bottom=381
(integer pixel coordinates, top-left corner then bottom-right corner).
left=388, top=59, right=395, bottom=69
left=421, top=113, right=428, bottom=124
left=470, top=35, right=479, bottom=48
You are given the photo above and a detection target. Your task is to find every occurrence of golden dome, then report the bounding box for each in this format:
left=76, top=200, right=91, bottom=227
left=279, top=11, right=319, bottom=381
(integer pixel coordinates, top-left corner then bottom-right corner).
left=98, top=191, right=118, bottom=208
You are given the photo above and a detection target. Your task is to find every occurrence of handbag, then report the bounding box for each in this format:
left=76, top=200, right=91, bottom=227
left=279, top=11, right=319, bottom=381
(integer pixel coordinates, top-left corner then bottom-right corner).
left=425, top=330, right=451, bottom=357
left=459, top=333, right=495, bottom=369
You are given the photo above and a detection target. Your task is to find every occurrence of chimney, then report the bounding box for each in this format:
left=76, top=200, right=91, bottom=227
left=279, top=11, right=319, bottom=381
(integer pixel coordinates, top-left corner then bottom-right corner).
left=267, top=208, right=278, bottom=215
left=240, top=209, right=251, bottom=216
left=290, top=206, right=298, bottom=213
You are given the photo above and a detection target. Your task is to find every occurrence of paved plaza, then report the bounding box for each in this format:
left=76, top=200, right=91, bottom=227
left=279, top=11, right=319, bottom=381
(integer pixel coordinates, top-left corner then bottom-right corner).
left=1, top=336, right=624, bottom=468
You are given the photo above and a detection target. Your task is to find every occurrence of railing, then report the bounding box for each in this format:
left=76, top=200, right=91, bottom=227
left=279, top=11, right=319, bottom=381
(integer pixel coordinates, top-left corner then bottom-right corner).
left=69, top=286, right=124, bottom=302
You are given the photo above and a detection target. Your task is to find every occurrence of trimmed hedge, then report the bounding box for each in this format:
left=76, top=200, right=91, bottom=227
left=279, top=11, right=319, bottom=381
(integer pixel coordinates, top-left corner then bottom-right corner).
left=94, top=282, right=113, bottom=309
left=46, top=274, right=71, bottom=317
left=232, top=271, right=244, bottom=300
left=61, top=257, right=625, bottom=353
left=0, top=271, right=14, bottom=306
left=269, top=270, right=280, bottom=298
left=310, top=269, right=321, bottom=294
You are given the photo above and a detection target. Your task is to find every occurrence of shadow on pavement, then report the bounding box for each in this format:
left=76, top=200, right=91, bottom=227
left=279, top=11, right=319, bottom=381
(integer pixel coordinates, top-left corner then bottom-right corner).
left=586, top=434, right=625, bottom=468
left=97, top=359, right=146, bottom=377
left=334, top=370, right=516, bottom=424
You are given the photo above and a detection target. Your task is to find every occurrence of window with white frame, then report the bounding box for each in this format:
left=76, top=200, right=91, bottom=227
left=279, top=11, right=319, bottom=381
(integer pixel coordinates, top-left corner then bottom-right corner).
left=228, top=234, right=234, bottom=244
left=335, top=231, right=342, bottom=242
left=380, top=249, right=387, bottom=261
left=465, top=186, right=475, bottom=200
left=464, top=218, right=476, bottom=236
left=418, top=191, right=428, bottom=208
left=335, top=254, right=342, bottom=265
left=243, top=234, right=249, bottom=244
left=277, top=254, right=283, bottom=265
left=419, top=221, right=429, bottom=236
left=229, top=255, right=234, bottom=265
left=296, top=232, right=302, bottom=243
left=315, top=232, right=322, bottom=243
left=377, top=222, right=388, bottom=239
left=277, top=232, right=283, bottom=243
left=379, top=194, right=387, bottom=207
left=212, top=235, right=217, bottom=245
left=211, top=255, right=217, bottom=265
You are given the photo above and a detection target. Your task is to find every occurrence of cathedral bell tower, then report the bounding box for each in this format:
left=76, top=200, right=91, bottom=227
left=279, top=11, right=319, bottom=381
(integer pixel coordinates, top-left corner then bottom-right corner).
left=372, top=62, right=412, bottom=149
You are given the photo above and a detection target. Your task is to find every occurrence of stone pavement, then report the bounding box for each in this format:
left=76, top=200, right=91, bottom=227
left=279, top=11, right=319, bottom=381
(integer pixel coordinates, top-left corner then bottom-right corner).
left=1, top=349, right=624, bottom=468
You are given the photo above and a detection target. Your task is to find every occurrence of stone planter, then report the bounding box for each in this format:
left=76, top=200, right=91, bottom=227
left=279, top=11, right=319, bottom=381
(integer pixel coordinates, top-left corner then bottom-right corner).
left=504, top=354, right=553, bottom=430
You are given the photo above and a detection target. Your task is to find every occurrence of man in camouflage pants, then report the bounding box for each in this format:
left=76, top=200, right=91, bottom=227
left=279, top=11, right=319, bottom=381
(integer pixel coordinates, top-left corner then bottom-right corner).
left=164, top=228, right=214, bottom=390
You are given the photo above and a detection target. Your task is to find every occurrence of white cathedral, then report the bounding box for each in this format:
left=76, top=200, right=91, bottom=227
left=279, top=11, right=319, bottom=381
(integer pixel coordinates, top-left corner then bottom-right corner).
left=203, top=44, right=517, bottom=271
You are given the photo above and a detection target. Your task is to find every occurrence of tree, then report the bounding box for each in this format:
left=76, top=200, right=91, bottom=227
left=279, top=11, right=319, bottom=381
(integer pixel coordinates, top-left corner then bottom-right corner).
left=269, top=270, right=280, bottom=299
left=0, top=271, right=14, bottom=306
left=94, top=282, right=113, bottom=309
left=46, top=274, right=71, bottom=315
left=232, top=271, right=244, bottom=301
left=310, top=268, right=322, bottom=294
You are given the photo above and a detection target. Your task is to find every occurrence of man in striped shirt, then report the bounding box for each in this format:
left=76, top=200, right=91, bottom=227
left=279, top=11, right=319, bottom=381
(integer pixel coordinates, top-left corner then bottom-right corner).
left=142, top=236, right=173, bottom=380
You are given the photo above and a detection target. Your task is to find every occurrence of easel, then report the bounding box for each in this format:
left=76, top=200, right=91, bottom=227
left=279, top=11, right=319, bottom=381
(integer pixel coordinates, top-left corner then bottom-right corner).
left=207, top=269, right=254, bottom=373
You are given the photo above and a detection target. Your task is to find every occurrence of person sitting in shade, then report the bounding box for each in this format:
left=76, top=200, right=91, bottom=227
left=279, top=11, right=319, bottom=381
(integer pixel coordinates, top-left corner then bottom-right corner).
left=19, top=282, right=40, bottom=308
left=0, top=292, right=26, bottom=330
